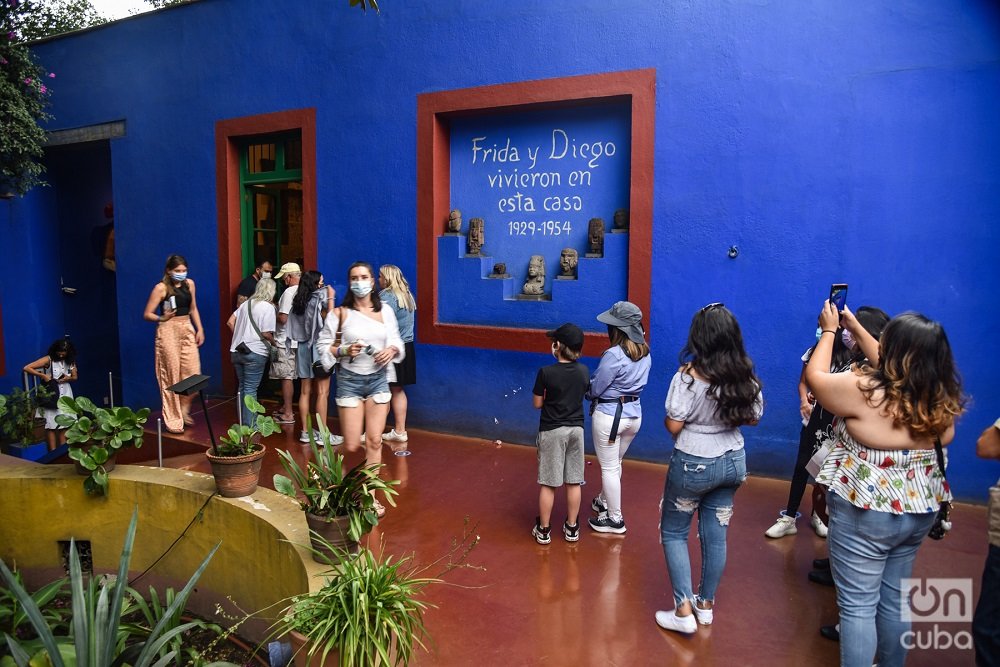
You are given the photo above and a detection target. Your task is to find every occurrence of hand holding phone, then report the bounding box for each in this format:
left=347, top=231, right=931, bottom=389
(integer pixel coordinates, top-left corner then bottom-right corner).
left=829, top=283, right=848, bottom=312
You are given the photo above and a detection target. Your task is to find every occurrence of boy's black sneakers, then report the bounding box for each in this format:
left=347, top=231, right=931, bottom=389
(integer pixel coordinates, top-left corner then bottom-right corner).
left=532, top=517, right=552, bottom=545
left=563, top=521, right=580, bottom=542
left=591, top=496, right=608, bottom=514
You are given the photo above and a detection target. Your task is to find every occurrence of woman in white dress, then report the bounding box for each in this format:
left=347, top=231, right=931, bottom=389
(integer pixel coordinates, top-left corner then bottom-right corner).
left=23, top=338, right=78, bottom=451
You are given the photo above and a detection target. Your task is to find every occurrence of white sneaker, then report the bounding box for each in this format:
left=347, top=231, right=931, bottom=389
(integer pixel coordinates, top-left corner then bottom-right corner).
left=655, top=609, right=697, bottom=634
left=693, top=601, right=714, bottom=626
left=383, top=429, right=408, bottom=443
left=764, top=512, right=799, bottom=538
left=299, top=430, right=311, bottom=443
left=811, top=511, right=828, bottom=538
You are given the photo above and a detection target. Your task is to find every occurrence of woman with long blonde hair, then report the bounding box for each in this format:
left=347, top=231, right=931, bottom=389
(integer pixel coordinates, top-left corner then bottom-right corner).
left=378, top=264, right=417, bottom=448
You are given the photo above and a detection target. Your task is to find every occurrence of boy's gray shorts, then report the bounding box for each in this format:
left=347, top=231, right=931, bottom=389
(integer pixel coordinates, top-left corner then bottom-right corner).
left=537, top=426, right=585, bottom=487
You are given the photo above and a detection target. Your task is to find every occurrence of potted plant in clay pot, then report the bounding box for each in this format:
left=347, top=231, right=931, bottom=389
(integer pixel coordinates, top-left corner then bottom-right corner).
left=56, top=396, right=149, bottom=495
left=206, top=394, right=277, bottom=498
left=273, top=420, right=399, bottom=561
left=0, top=386, right=48, bottom=459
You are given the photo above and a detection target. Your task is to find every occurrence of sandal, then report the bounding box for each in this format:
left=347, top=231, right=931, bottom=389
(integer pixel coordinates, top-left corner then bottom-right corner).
left=373, top=499, right=386, bottom=519
left=274, top=414, right=296, bottom=424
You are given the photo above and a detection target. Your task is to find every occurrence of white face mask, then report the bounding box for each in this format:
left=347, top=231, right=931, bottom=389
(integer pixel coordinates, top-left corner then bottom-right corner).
left=261, top=271, right=271, bottom=279
left=350, top=280, right=373, bottom=297
left=171, top=271, right=187, bottom=282
left=551, top=343, right=560, bottom=360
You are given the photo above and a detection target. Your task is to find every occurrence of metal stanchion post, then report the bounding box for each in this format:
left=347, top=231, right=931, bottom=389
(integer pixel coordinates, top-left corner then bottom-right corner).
left=237, top=391, right=242, bottom=426
left=108, top=371, right=115, bottom=408
left=157, top=418, right=163, bottom=467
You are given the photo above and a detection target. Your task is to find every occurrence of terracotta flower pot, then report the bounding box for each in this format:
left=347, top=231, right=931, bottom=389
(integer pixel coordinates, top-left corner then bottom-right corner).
left=288, top=630, right=339, bottom=667
left=305, top=512, right=359, bottom=562
left=205, top=446, right=267, bottom=497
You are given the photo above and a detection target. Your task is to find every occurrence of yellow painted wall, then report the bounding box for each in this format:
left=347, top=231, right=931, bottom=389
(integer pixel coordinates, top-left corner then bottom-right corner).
left=0, top=461, right=327, bottom=641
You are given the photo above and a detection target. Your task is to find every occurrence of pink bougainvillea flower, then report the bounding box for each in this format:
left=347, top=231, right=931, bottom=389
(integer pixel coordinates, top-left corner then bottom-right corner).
left=40, top=85, right=47, bottom=93
left=49, top=72, right=56, bottom=78
left=24, top=77, right=32, bottom=84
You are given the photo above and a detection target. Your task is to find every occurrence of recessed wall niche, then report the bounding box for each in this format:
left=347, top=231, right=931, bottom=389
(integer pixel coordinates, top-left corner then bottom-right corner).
left=416, top=69, right=655, bottom=356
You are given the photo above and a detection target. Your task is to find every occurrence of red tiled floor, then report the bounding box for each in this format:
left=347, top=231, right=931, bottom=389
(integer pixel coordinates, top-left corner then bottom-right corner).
left=138, top=402, right=989, bottom=666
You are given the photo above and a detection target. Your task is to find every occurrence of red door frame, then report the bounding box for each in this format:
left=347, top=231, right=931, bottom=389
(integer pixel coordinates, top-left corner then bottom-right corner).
left=215, top=108, right=317, bottom=392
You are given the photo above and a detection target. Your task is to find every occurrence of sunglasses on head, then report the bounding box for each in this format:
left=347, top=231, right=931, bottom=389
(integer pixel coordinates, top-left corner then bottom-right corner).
left=701, top=302, right=725, bottom=312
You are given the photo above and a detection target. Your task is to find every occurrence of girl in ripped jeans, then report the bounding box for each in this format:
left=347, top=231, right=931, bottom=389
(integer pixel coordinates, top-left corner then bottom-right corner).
left=656, top=303, right=763, bottom=635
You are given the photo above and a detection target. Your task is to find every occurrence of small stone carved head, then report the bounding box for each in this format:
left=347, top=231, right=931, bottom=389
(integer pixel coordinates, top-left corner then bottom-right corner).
left=493, top=262, right=507, bottom=276
left=559, top=248, right=578, bottom=276
left=522, top=255, right=546, bottom=295
left=588, top=218, right=605, bottom=254
left=447, top=209, right=462, bottom=233
left=614, top=208, right=629, bottom=230
left=467, top=217, right=484, bottom=254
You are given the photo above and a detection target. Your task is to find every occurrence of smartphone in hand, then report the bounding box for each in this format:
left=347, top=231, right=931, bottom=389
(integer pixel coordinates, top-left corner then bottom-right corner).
left=829, top=283, right=848, bottom=312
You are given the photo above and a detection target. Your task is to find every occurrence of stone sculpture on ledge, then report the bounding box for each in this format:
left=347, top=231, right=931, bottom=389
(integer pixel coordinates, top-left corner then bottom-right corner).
left=446, top=209, right=462, bottom=235
left=521, top=255, right=546, bottom=296
left=586, top=217, right=605, bottom=257
left=557, top=248, right=578, bottom=279
left=467, top=217, right=485, bottom=256
left=488, top=262, right=510, bottom=279
left=613, top=208, right=630, bottom=232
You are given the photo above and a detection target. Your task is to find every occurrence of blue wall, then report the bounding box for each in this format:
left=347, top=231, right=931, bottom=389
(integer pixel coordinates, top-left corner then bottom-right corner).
left=3, top=0, right=998, bottom=500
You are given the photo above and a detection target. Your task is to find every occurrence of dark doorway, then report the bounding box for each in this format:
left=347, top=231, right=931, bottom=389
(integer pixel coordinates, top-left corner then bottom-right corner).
left=44, top=141, right=122, bottom=405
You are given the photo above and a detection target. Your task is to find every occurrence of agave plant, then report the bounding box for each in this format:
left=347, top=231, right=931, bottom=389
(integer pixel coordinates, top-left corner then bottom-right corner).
left=0, top=507, right=221, bottom=667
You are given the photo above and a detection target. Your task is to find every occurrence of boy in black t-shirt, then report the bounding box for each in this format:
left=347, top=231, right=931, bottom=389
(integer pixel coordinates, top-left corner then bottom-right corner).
left=531, top=323, right=590, bottom=544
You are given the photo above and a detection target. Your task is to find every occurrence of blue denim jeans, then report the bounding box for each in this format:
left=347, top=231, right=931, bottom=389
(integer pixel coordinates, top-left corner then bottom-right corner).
left=827, top=490, right=937, bottom=667
left=659, top=448, right=747, bottom=607
left=231, top=350, right=267, bottom=426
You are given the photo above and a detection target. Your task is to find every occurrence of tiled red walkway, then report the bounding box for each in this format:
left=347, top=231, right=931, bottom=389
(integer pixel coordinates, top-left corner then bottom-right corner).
left=141, top=403, right=988, bottom=666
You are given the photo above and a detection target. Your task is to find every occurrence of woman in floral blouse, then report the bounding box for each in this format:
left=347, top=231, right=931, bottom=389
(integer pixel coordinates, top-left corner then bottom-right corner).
left=807, top=305, right=965, bottom=667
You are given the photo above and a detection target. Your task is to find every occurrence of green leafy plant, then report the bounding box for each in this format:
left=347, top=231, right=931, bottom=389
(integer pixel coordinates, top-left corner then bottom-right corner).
left=0, top=507, right=221, bottom=667
left=120, top=586, right=224, bottom=667
left=275, top=523, right=481, bottom=667
left=55, top=396, right=150, bottom=496
left=1, top=1, right=55, bottom=197
left=0, top=387, right=44, bottom=446
left=273, top=419, right=398, bottom=542
left=216, top=395, right=278, bottom=457
left=0, top=569, right=68, bottom=644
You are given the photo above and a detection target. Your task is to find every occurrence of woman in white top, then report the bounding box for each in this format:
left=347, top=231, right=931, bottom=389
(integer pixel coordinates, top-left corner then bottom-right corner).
left=318, top=262, right=404, bottom=516
left=226, top=278, right=277, bottom=427
left=23, top=338, right=78, bottom=451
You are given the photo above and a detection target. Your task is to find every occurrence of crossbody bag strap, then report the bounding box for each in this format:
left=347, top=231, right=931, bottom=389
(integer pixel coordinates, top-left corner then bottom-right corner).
left=246, top=300, right=268, bottom=344
left=933, top=437, right=947, bottom=481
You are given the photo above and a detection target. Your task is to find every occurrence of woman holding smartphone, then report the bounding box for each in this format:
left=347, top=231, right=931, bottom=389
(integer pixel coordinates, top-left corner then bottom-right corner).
left=143, top=254, right=204, bottom=434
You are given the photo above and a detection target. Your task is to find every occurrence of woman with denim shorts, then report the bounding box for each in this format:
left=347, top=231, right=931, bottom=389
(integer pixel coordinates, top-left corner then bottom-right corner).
left=656, top=303, right=763, bottom=635
left=809, top=305, right=965, bottom=667
left=318, top=261, right=404, bottom=517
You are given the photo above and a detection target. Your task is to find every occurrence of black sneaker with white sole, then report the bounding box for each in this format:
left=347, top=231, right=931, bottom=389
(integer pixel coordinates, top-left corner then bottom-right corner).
left=563, top=521, right=580, bottom=542
left=588, top=512, right=627, bottom=534
left=532, top=518, right=551, bottom=545
left=591, top=496, right=608, bottom=514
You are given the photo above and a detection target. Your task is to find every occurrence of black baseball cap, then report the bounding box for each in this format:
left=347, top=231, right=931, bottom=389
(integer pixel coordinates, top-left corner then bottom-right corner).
left=546, top=323, right=585, bottom=352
